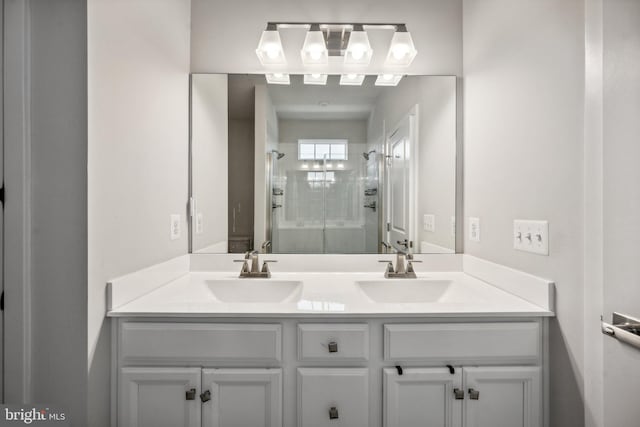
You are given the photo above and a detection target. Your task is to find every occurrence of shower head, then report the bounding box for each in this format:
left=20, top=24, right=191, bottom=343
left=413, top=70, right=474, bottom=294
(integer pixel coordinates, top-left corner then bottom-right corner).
left=272, top=150, right=285, bottom=159
left=362, top=150, right=376, bottom=160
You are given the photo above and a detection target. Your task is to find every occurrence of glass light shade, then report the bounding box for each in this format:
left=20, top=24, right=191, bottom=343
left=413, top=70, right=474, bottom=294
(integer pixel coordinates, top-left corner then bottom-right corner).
left=301, top=27, right=328, bottom=65
left=344, top=30, right=373, bottom=65
left=255, top=28, right=286, bottom=65
left=304, top=73, right=328, bottom=85
left=375, top=74, right=403, bottom=86
left=385, top=31, right=417, bottom=67
left=265, top=73, right=290, bottom=85
left=339, top=73, right=366, bottom=86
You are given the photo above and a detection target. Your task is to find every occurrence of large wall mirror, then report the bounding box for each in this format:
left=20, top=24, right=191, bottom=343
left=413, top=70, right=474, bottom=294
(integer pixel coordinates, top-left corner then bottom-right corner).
left=190, top=74, right=458, bottom=254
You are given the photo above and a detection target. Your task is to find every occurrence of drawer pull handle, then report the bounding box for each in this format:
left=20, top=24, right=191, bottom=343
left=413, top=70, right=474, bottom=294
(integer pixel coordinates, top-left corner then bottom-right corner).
left=468, top=388, right=480, bottom=400
left=328, top=341, right=338, bottom=353
left=185, top=388, right=196, bottom=400
left=453, top=388, right=464, bottom=400
left=329, top=406, right=339, bottom=419
left=200, top=390, right=211, bottom=403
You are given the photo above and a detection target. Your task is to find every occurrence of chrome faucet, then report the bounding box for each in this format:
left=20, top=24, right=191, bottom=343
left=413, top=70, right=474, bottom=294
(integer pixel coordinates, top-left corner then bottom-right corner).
left=379, top=251, right=421, bottom=278
left=235, top=250, right=276, bottom=278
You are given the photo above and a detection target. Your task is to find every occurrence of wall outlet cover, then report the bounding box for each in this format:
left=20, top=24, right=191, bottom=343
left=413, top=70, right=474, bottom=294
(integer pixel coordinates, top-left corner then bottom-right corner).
left=513, top=219, right=549, bottom=255
left=170, top=214, right=181, bottom=240
left=469, top=217, right=480, bottom=242
left=423, top=214, right=435, bottom=232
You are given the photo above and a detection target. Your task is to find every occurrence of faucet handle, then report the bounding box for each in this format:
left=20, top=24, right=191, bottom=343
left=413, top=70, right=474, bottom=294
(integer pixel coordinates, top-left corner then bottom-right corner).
left=261, top=260, right=276, bottom=277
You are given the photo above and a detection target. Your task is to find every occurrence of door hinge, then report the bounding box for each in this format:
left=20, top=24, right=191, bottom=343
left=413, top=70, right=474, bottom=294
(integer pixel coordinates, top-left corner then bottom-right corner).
left=1, top=291, right=4, bottom=311
left=386, top=222, right=390, bottom=232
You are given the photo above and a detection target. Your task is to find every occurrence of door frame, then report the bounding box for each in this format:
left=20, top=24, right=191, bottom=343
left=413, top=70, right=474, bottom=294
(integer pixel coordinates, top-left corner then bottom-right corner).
left=2, top=0, right=32, bottom=403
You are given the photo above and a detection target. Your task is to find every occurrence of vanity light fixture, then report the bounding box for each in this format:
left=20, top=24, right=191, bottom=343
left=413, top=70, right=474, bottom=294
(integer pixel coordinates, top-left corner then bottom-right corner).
left=265, top=73, right=290, bottom=85
left=339, top=73, right=366, bottom=86
left=344, top=24, right=373, bottom=65
left=255, top=23, right=287, bottom=65
left=301, top=24, right=328, bottom=65
left=385, top=24, right=417, bottom=67
left=304, top=73, right=328, bottom=85
left=312, top=162, right=321, bottom=169
left=375, top=74, right=403, bottom=86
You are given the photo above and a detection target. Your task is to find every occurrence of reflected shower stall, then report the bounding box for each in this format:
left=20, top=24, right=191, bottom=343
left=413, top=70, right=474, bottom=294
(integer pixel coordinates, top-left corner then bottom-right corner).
left=267, top=142, right=380, bottom=254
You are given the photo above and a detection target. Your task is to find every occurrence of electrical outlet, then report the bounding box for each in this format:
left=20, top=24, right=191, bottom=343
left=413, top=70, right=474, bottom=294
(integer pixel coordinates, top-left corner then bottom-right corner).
left=170, top=214, right=181, bottom=240
left=423, top=214, right=435, bottom=232
left=196, top=213, right=204, bottom=235
left=514, top=219, right=548, bottom=255
left=469, top=217, right=480, bottom=242
left=451, top=216, right=456, bottom=237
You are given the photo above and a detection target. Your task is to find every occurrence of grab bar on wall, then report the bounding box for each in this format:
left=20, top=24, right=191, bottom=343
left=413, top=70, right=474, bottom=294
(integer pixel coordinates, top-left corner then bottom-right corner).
left=601, top=312, right=640, bottom=350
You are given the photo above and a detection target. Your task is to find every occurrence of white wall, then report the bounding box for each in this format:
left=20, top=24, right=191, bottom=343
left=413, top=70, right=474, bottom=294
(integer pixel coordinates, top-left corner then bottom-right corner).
left=463, top=1, right=585, bottom=426
left=601, top=1, right=640, bottom=425
left=368, top=76, right=457, bottom=253
left=191, top=74, right=228, bottom=252
left=87, top=0, right=191, bottom=425
left=191, top=0, right=462, bottom=75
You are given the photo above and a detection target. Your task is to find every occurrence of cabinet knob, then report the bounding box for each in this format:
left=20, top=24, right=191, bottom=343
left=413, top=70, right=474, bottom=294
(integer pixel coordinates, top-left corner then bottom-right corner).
left=468, top=388, right=480, bottom=400
left=453, top=388, right=464, bottom=400
left=185, top=388, right=196, bottom=401
left=200, top=390, right=211, bottom=403
left=328, top=341, right=338, bottom=353
left=329, top=406, right=339, bottom=419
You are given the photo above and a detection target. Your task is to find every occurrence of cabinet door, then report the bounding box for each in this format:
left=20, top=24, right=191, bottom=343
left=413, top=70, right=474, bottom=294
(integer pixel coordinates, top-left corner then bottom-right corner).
left=384, top=368, right=463, bottom=427
left=297, top=368, right=369, bottom=427
left=463, top=367, right=541, bottom=427
left=201, top=368, right=282, bottom=427
left=119, top=367, right=201, bottom=427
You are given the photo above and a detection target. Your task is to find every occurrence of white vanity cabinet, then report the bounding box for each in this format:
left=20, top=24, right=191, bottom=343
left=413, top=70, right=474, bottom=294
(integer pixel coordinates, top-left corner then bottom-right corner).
left=383, top=366, right=541, bottom=427
left=113, top=318, right=547, bottom=427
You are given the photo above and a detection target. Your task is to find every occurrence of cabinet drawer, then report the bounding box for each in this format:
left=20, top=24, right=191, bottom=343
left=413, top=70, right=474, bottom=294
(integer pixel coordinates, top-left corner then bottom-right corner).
left=120, top=323, right=282, bottom=364
left=298, top=324, right=369, bottom=362
left=297, top=368, right=369, bottom=427
left=384, top=322, right=540, bottom=363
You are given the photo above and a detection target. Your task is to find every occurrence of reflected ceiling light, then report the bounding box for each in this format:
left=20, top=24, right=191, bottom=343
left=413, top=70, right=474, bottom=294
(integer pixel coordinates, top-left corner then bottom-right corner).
left=301, top=24, right=328, bottom=65
left=301, top=161, right=309, bottom=169
left=265, top=73, right=290, bottom=85
left=385, top=25, right=417, bottom=67
left=255, top=23, right=286, bottom=66
left=344, top=24, right=373, bottom=65
left=337, top=163, right=345, bottom=169
left=304, top=73, right=328, bottom=85
left=339, top=73, right=365, bottom=86
left=375, top=74, right=403, bottom=86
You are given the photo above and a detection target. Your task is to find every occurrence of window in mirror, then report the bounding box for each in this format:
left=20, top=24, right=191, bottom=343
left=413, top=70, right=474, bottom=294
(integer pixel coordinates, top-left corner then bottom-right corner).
left=298, top=139, right=348, bottom=160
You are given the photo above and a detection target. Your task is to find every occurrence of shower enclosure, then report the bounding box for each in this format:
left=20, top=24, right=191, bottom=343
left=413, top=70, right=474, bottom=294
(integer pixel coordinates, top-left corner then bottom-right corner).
left=267, top=147, right=380, bottom=253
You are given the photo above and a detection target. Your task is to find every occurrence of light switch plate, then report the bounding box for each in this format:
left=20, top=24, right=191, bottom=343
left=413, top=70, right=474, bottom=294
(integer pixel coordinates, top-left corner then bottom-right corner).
left=469, top=217, right=480, bottom=242
left=514, top=219, right=549, bottom=255
left=170, top=214, right=181, bottom=240
left=196, top=213, right=204, bottom=235
left=423, top=214, right=435, bottom=232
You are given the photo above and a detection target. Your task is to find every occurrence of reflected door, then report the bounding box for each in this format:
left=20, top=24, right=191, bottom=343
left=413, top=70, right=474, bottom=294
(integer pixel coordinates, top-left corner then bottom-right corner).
left=387, top=113, right=415, bottom=253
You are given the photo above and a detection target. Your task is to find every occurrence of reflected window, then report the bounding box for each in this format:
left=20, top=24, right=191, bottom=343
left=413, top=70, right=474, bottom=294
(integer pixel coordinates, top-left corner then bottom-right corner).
left=298, top=139, right=348, bottom=160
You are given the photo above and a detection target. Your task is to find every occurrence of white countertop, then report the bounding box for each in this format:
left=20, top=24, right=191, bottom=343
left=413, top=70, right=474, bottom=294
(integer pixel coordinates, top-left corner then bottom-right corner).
left=107, top=270, right=554, bottom=318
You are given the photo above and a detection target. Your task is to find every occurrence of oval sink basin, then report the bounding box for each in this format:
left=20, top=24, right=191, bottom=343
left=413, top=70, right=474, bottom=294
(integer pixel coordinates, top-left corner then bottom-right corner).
left=205, top=279, right=303, bottom=303
left=356, top=279, right=453, bottom=303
